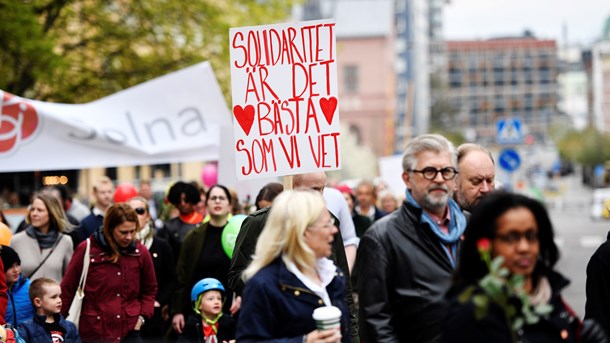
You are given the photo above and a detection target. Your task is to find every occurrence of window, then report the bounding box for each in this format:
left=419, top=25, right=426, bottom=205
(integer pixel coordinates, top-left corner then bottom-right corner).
left=344, top=65, right=359, bottom=93
left=151, top=164, right=171, bottom=178
left=523, top=54, right=533, bottom=71
left=540, top=70, right=552, bottom=84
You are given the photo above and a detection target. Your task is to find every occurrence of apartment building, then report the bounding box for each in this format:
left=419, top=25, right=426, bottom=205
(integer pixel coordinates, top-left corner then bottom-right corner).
left=446, top=36, right=558, bottom=144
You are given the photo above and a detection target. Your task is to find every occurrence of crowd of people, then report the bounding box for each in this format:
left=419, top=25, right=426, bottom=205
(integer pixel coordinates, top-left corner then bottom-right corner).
left=0, top=132, right=609, bottom=342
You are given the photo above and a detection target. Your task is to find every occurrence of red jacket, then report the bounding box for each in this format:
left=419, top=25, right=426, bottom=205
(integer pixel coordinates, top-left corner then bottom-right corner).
left=0, top=258, right=7, bottom=325
left=60, top=236, right=157, bottom=342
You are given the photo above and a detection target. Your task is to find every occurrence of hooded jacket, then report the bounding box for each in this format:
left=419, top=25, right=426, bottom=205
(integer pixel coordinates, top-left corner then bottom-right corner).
left=17, top=313, right=81, bottom=343
left=60, top=230, right=157, bottom=343
left=6, top=274, right=34, bottom=327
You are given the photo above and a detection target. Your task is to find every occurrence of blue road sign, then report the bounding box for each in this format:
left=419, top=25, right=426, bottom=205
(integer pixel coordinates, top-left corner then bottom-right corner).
left=498, top=149, right=521, bottom=173
left=497, top=119, right=523, bottom=145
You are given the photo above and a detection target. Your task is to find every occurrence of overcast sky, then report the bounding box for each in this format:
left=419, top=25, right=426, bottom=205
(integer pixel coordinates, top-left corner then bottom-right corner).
left=444, top=0, right=610, bottom=46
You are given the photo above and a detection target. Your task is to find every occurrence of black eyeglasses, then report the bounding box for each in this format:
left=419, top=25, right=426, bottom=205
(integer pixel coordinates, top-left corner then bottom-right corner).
left=409, top=167, right=458, bottom=181
left=134, top=207, right=146, bottom=215
left=495, top=230, right=539, bottom=245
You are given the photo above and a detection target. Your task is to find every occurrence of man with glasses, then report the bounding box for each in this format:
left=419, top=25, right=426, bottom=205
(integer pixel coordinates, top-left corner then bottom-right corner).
left=454, top=143, right=496, bottom=214
left=356, top=134, right=467, bottom=343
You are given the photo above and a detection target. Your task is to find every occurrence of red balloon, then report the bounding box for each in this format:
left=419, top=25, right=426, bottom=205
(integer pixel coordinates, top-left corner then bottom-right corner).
left=114, top=183, right=139, bottom=203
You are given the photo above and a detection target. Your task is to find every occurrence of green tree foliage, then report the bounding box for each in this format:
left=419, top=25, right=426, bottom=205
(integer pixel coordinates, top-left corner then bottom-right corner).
left=556, top=127, right=610, bottom=166
left=429, top=74, right=465, bottom=144
left=0, top=0, right=294, bottom=103
left=0, top=1, right=61, bottom=98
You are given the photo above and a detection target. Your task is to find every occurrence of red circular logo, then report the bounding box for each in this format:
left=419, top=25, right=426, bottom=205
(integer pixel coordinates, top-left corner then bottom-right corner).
left=0, top=91, right=40, bottom=154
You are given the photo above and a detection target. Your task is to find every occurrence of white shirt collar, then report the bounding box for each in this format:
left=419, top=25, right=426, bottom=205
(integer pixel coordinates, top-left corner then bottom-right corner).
left=283, top=255, right=337, bottom=306
left=92, top=207, right=105, bottom=217
left=356, top=205, right=376, bottom=221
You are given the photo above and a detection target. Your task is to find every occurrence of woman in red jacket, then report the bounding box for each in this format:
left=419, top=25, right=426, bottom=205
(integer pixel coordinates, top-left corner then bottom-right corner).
left=60, top=203, right=157, bottom=343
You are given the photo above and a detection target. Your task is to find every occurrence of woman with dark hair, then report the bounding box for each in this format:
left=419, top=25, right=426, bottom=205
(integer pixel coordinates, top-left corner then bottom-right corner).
left=11, top=193, right=73, bottom=281
left=254, top=182, right=283, bottom=211
left=171, top=184, right=240, bottom=335
left=443, top=191, right=605, bottom=343
left=128, top=196, right=176, bottom=342
left=60, top=203, right=157, bottom=342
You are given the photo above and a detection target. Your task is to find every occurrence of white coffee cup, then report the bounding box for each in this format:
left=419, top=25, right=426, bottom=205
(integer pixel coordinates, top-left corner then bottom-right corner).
left=312, top=306, right=342, bottom=331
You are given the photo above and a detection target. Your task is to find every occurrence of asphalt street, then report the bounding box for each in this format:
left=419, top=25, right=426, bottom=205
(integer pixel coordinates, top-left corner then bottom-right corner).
left=545, top=175, right=609, bottom=318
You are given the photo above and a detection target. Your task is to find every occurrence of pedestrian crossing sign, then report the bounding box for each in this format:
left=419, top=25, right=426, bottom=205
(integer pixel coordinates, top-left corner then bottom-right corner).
left=496, top=119, right=523, bottom=145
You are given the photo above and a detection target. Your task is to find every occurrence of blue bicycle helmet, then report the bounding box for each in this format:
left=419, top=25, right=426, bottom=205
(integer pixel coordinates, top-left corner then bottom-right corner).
left=191, top=278, right=225, bottom=313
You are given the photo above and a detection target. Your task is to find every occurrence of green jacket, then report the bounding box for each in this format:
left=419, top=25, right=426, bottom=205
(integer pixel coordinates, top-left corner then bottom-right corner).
left=172, top=222, right=210, bottom=315
left=228, top=207, right=360, bottom=342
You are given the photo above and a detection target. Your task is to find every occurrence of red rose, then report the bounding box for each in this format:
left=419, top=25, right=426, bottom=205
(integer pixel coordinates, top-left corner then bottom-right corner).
left=477, top=238, right=491, bottom=253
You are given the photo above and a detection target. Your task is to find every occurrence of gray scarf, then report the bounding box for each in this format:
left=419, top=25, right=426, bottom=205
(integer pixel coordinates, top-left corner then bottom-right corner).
left=25, top=226, right=59, bottom=249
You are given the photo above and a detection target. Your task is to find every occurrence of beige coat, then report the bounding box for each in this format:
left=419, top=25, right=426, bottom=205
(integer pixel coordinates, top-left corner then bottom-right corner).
left=10, top=231, right=73, bottom=281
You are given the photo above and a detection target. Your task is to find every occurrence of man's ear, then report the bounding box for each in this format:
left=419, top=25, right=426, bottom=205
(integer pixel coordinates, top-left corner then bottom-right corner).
left=453, top=175, right=460, bottom=192
left=402, top=172, right=410, bottom=186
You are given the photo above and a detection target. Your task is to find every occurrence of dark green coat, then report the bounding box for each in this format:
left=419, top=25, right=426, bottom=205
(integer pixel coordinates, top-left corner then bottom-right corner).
left=171, top=222, right=217, bottom=315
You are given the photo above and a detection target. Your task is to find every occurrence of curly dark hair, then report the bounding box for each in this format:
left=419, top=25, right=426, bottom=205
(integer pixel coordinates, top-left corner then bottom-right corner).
left=453, top=191, right=559, bottom=289
left=167, top=181, right=201, bottom=206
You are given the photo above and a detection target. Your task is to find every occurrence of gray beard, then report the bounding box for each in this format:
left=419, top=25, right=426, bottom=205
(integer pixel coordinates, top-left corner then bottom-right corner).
left=423, top=192, right=450, bottom=212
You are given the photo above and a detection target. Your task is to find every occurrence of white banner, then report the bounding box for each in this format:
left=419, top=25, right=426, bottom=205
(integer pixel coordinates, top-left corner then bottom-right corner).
left=229, top=19, right=341, bottom=180
left=0, top=62, right=232, bottom=172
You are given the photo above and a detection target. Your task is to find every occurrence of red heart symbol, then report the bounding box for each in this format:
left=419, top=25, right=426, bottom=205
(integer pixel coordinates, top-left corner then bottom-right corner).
left=319, top=97, right=337, bottom=125
left=233, top=105, right=255, bottom=136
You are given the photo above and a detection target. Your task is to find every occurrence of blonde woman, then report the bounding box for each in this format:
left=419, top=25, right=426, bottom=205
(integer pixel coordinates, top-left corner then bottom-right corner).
left=11, top=193, right=73, bottom=281
left=236, top=189, right=349, bottom=343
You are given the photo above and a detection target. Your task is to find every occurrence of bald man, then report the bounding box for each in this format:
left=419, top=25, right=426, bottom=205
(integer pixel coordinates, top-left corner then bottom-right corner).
left=454, top=143, right=496, bottom=213
left=228, top=172, right=359, bottom=342
left=293, top=173, right=359, bottom=270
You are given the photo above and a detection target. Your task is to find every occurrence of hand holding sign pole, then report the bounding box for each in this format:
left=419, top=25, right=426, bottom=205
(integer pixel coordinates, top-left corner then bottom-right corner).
left=229, top=19, right=341, bottom=180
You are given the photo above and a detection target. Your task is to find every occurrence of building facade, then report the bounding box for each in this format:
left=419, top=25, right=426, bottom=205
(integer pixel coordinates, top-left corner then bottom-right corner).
left=592, top=40, right=610, bottom=134
left=446, top=37, right=558, bottom=144
left=557, top=46, right=588, bottom=130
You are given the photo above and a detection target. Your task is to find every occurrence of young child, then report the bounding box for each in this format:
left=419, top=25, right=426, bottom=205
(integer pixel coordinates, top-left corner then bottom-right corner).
left=178, top=278, right=235, bottom=343
left=1, top=245, right=34, bottom=327
left=17, top=278, right=80, bottom=343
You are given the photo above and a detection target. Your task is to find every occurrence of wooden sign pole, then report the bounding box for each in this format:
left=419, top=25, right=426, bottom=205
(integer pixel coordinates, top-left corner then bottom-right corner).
left=283, top=175, right=293, bottom=191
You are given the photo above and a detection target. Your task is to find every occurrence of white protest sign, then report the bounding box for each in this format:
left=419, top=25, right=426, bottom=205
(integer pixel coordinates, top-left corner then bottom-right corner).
left=0, top=62, right=232, bottom=172
left=229, top=19, right=341, bottom=180
left=378, top=155, right=407, bottom=196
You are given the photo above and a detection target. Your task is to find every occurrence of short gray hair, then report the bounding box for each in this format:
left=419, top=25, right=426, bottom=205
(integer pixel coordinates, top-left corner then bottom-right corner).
left=402, top=134, right=457, bottom=172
